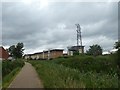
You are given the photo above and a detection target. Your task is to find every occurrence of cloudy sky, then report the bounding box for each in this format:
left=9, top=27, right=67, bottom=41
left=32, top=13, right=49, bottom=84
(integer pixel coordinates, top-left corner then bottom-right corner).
left=1, top=0, right=119, bottom=54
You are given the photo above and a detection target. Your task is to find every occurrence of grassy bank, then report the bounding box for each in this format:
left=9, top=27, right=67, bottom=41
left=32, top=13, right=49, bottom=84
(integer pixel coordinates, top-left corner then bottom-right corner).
left=2, top=59, right=25, bottom=78
left=52, top=54, right=118, bottom=75
left=2, top=67, right=21, bottom=88
left=30, top=61, right=118, bottom=88
left=2, top=60, right=25, bottom=88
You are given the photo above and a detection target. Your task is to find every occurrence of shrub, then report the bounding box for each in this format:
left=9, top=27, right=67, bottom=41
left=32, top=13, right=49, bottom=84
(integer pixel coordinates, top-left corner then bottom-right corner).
left=2, top=60, right=25, bottom=78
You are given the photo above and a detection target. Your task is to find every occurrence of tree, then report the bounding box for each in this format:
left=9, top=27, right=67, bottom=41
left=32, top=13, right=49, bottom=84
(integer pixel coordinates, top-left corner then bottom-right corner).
left=8, top=43, right=24, bottom=59
left=86, top=44, right=102, bottom=56
left=114, top=40, right=120, bottom=49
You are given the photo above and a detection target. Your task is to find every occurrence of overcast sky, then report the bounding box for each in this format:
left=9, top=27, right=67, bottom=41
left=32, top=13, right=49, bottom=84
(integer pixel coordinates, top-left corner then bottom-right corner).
left=1, top=0, right=119, bottom=54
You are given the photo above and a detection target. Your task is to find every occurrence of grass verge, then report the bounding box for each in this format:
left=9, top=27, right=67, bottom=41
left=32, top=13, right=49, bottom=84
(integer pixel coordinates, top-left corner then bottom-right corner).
left=30, top=61, right=118, bottom=88
left=2, top=67, right=21, bottom=88
left=52, top=54, right=118, bottom=74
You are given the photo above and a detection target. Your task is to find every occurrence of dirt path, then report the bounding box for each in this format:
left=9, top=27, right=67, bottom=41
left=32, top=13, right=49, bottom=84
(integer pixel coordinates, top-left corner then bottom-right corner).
left=8, top=62, right=44, bottom=88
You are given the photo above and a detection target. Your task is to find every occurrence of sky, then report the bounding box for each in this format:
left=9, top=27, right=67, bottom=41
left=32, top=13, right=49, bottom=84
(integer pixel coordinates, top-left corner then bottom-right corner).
left=1, top=0, right=119, bottom=54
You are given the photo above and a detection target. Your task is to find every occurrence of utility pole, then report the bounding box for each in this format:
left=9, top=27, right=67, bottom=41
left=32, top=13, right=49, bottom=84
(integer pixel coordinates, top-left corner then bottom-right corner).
left=75, top=24, right=82, bottom=46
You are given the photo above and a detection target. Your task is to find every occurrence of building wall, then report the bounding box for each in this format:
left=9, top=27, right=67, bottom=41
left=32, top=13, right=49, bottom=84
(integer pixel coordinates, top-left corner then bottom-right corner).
left=50, top=51, right=63, bottom=59
left=43, top=52, right=48, bottom=59
left=24, top=50, right=63, bottom=60
left=0, top=47, right=9, bottom=60
left=25, top=50, right=63, bottom=59
left=68, top=46, right=84, bottom=56
left=36, top=53, right=42, bottom=59
left=31, top=54, right=36, bottom=60
left=79, top=48, right=84, bottom=53
left=68, top=51, right=73, bottom=56
left=24, top=55, right=31, bottom=60
left=24, top=56, right=28, bottom=59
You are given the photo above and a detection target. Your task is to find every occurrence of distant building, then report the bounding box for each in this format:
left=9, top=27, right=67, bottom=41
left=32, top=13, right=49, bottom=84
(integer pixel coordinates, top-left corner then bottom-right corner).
left=63, top=53, right=68, bottom=56
left=0, top=47, right=9, bottom=60
left=24, top=54, right=32, bottom=60
left=68, top=46, right=84, bottom=56
left=24, top=49, right=64, bottom=60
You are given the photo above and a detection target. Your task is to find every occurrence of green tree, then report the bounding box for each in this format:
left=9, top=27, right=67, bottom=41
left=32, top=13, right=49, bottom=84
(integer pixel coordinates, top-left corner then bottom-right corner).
left=114, top=40, right=120, bottom=49
left=86, top=44, right=102, bottom=56
left=8, top=43, right=24, bottom=59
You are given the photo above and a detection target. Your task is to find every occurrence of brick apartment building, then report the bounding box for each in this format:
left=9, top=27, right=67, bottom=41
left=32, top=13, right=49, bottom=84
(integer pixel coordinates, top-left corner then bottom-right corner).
left=0, top=47, right=9, bottom=60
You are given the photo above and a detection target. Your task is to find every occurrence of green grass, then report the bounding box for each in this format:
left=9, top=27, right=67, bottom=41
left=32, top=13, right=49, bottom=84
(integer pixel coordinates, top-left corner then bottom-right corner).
left=52, top=54, right=118, bottom=75
left=2, top=60, right=25, bottom=89
left=2, top=67, right=21, bottom=88
left=30, top=61, right=118, bottom=88
left=2, top=60, right=25, bottom=78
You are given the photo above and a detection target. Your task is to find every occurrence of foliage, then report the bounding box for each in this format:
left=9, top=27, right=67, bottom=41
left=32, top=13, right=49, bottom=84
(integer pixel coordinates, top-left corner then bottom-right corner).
left=86, top=44, right=102, bottom=56
left=2, top=60, right=25, bottom=78
left=114, top=41, right=120, bottom=84
left=30, top=61, right=118, bottom=88
left=114, top=40, right=120, bottom=49
left=73, top=51, right=79, bottom=55
left=8, top=42, right=24, bottom=59
left=52, top=54, right=118, bottom=75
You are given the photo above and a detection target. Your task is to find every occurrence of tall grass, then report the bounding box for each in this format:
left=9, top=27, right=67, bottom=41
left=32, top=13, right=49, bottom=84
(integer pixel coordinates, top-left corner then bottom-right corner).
left=52, top=54, right=118, bottom=75
left=2, top=60, right=25, bottom=88
left=30, top=61, right=118, bottom=88
left=2, top=59, right=25, bottom=78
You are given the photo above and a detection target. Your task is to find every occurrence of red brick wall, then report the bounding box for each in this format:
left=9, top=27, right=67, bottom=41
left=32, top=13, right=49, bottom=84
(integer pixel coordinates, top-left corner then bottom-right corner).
left=0, top=47, right=9, bottom=60
left=50, top=51, right=63, bottom=59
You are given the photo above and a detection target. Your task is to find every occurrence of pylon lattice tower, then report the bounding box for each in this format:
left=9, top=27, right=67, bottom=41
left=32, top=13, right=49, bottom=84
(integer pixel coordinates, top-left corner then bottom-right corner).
left=75, top=24, right=82, bottom=46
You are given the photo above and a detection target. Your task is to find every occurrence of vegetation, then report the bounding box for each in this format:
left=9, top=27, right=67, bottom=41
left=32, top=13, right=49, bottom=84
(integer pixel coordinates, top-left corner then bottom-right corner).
left=29, top=44, right=118, bottom=88
left=30, top=59, right=118, bottom=88
left=2, top=59, right=25, bottom=78
left=86, top=44, right=102, bottom=56
left=2, top=67, right=21, bottom=88
left=7, top=42, right=24, bottom=59
left=52, top=54, right=118, bottom=75
left=2, top=60, right=25, bottom=88
left=114, top=40, right=120, bottom=68
left=114, top=40, right=120, bottom=87
left=114, top=40, right=120, bottom=49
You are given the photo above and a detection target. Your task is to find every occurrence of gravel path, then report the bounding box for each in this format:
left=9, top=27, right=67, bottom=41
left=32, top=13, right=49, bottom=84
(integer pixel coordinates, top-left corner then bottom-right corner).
left=8, top=62, right=44, bottom=88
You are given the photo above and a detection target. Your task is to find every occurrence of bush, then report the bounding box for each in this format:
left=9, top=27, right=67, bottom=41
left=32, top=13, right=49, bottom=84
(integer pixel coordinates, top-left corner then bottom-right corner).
left=2, top=60, right=25, bottom=78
